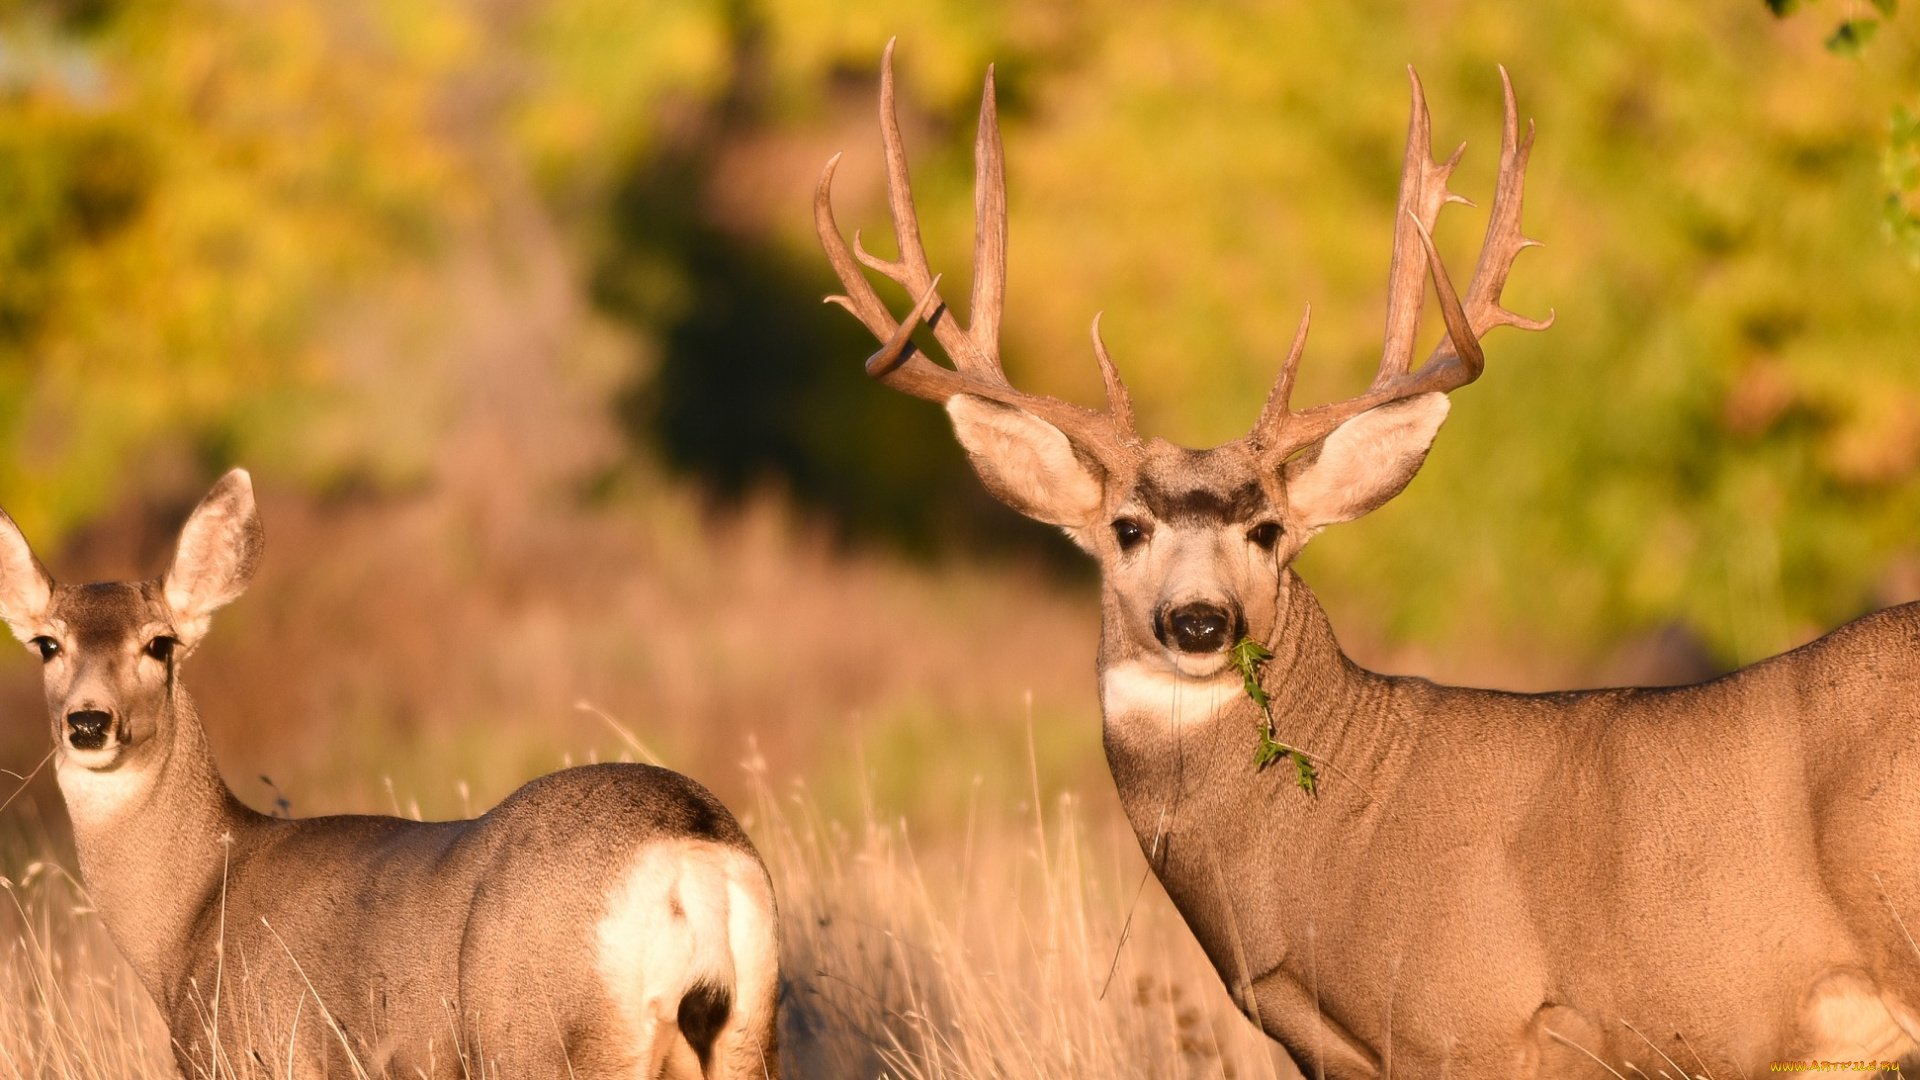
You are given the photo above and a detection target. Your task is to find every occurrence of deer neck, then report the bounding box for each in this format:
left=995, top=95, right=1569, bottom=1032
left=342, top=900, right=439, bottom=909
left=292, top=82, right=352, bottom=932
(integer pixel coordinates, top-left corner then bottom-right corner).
left=1101, top=571, right=1409, bottom=1015
left=1256, top=572, right=1394, bottom=767
left=1100, top=570, right=1395, bottom=840
left=56, top=684, right=258, bottom=1005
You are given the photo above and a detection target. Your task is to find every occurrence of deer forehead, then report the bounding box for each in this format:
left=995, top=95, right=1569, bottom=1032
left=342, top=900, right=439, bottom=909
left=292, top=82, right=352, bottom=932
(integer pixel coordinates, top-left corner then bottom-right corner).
left=1124, top=445, right=1275, bottom=524
left=49, top=582, right=171, bottom=648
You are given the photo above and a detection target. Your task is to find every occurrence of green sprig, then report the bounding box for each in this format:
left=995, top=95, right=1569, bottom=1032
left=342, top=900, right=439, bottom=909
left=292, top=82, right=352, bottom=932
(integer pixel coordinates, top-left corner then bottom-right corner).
left=1230, top=636, right=1318, bottom=796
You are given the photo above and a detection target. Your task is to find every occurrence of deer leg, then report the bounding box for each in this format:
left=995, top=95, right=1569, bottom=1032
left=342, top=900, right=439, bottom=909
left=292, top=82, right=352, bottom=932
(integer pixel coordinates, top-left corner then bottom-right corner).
left=1524, top=1004, right=1616, bottom=1080
left=1247, top=969, right=1382, bottom=1080
left=621, top=998, right=676, bottom=1080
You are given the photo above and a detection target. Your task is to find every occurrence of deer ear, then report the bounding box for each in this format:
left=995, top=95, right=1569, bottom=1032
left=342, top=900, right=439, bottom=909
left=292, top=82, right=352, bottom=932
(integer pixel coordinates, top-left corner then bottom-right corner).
left=0, top=508, right=51, bottom=641
left=164, top=469, right=265, bottom=646
left=947, top=395, right=1106, bottom=529
left=1283, top=393, right=1449, bottom=532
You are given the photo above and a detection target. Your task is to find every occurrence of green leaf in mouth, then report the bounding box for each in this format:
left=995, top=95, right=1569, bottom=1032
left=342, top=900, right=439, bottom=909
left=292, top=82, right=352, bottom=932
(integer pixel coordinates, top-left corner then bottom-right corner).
left=1234, top=636, right=1319, bottom=796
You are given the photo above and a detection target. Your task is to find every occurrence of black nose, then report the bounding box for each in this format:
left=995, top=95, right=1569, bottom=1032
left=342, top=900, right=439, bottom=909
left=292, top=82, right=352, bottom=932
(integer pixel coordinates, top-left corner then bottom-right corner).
left=66, top=710, right=112, bottom=751
left=1163, top=602, right=1237, bottom=654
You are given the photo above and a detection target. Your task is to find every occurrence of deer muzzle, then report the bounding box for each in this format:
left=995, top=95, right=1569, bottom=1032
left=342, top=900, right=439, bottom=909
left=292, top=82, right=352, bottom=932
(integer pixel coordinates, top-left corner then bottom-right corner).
left=65, top=709, right=115, bottom=751
left=1158, top=601, right=1243, bottom=655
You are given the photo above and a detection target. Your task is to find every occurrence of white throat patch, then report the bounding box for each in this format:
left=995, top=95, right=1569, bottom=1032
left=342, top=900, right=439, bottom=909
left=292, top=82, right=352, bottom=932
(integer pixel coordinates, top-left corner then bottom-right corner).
left=56, top=756, right=159, bottom=827
left=1100, top=659, right=1242, bottom=738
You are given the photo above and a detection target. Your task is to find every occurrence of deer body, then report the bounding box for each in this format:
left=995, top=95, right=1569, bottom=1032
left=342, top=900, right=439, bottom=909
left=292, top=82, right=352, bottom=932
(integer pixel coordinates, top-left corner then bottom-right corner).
left=0, top=475, right=780, bottom=1080
left=1107, top=571, right=1920, bottom=1075
left=819, top=44, right=1920, bottom=1077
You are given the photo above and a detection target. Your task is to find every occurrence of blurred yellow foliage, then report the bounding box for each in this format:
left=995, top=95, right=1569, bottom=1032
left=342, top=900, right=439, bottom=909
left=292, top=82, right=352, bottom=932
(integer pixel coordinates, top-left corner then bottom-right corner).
left=0, top=1, right=477, bottom=539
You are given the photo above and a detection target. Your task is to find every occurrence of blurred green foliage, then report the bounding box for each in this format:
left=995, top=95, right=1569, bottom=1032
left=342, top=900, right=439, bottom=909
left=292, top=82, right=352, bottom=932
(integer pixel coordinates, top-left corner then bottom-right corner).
left=0, top=0, right=475, bottom=540
left=1889, top=103, right=1920, bottom=260
left=552, top=2, right=1920, bottom=664
left=519, top=0, right=1920, bottom=668
left=10, top=0, right=1920, bottom=671
left=1769, top=0, right=1920, bottom=266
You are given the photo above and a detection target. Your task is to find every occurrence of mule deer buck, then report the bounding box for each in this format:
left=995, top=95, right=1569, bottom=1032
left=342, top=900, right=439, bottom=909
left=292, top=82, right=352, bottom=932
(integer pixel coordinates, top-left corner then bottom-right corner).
left=819, top=44, right=1920, bottom=1078
left=0, top=469, right=779, bottom=1079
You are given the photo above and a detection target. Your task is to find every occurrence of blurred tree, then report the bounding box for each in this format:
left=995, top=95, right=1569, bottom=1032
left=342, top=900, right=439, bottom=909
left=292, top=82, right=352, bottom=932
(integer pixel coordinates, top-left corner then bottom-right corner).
left=1761, top=0, right=1920, bottom=266
left=517, top=0, right=1920, bottom=670
left=0, top=0, right=477, bottom=540
left=587, top=7, right=1070, bottom=558
left=5, top=0, right=1920, bottom=674
left=511, top=0, right=1082, bottom=559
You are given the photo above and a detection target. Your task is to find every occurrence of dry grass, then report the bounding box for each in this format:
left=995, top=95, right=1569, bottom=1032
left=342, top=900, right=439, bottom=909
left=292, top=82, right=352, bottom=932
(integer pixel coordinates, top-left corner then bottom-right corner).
left=0, top=742, right=1293, bottom=1080
left=0, top=805, right=174, bottom=1078
left=756, top=765, right=1293, bottom=1080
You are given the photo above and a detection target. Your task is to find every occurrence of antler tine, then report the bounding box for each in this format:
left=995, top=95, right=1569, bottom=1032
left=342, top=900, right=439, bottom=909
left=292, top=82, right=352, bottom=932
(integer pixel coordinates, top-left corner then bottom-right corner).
left=866, top=276, right=945, bottom=377
left=846, top=40, right=1004, bottom=379
left=1374, top=66, right=1468, bottom=390
left=1089, top=312, right=1137, bottom=440
left=1255, top=235, right=1480, bottom=458
left=841, top=274, right=1117, bottom=451
left=1252, top=68, right=1549, bottom=463
left=1425, top=65, right=1554, bottom=366
left=817, top=46, right=1142, bottom=469
left=1408, top=213, right=1484, bottom=383
left=971, top=65, right=1008, bottom=368
left=816, top=142, right=955, bottom=390
left=1251, top=305, right=1312, bottom=450
left=868, top=39, right=932, bottom=287
left=817, top=154, right=902, bottom=343
left=1251, top=69, right=1465, bottom=456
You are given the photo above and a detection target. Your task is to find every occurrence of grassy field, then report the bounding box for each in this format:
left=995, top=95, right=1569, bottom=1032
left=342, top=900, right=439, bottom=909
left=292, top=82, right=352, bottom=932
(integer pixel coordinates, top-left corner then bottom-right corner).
left=0, top=741, right=1294, bottom=1080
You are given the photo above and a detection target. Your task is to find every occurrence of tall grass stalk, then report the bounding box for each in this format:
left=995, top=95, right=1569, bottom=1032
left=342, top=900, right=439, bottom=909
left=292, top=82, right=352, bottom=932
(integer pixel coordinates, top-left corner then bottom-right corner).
left=0, top=760, right=1289, bottom=1079
left=753, top=751, right=1289, bottom=1080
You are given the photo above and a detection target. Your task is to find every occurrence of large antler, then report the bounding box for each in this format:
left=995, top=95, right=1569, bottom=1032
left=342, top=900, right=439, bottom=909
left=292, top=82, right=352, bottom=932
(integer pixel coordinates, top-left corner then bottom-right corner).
left=815, top=40, right=1142, bottom=471
left=1250, top=66, right=1552, bottom=462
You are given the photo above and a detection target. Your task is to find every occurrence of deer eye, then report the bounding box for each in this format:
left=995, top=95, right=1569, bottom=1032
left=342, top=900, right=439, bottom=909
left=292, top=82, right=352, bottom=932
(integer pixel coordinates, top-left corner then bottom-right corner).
left=145, top=636, right=176, bottom=663
left=1247, top=522, right=1283, bottom=550
left=30, top=637, right=57, bottom=663
left=1111, top=518, right=1147, bottom=551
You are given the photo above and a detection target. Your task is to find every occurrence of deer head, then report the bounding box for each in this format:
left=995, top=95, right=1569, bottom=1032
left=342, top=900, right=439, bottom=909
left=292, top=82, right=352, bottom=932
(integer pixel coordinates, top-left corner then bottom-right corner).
left=0, top=470, right=262, bottom=775
left=817, top=45, right=1550, bottom=678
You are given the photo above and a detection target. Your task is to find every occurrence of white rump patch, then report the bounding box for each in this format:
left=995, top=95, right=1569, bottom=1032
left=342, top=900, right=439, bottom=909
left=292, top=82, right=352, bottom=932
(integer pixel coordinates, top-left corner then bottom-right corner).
left=1101, top=660, right=1241, bottom=740
left=1801, top=970, right=1918, bottom=1060
left=595, top=839, right=778, bottom=1077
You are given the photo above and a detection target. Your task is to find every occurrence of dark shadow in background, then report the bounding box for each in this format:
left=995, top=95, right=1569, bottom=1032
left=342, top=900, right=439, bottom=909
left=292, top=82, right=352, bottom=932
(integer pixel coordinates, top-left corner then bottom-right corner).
left=591, top=7, right=1083, bottom=571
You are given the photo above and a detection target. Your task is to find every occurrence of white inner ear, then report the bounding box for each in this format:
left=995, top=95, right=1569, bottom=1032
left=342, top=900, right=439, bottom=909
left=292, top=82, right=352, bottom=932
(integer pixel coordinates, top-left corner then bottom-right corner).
left=1284, top=393, right=1450, bottom=532
left=0, top=512, right=49, bottom=640
left=947, top=395, right=1105, bottom=528
left=164, top=470, right=263, bottom=645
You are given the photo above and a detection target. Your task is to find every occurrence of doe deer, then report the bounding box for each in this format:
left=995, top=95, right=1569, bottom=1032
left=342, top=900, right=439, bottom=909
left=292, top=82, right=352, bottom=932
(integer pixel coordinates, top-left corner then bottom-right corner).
left=819, top=44, right=1920, bottom=1078
left=0, top=470, right=779, bottom=1079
